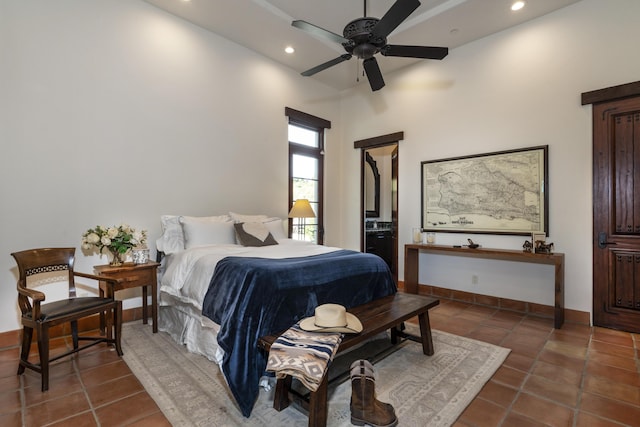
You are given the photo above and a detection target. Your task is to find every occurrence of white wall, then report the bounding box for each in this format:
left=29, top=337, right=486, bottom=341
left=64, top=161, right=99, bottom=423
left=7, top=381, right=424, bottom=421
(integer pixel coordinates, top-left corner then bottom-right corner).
left=2, top=0, right=639, bottom=333
left=337, top=0, right=640, bottom=314
left=0, top=0, right=343, bottom=332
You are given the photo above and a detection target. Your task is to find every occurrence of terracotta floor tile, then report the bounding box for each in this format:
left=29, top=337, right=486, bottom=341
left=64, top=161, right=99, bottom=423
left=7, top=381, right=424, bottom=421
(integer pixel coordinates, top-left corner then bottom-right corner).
left=125, top=411, right=173, bottom=427
left=548, top=329, right=591, bottom=347
left=477, top=380, right=518, bottom=408
left=94, top=391, right=160, bottom=426
left=0, top=360, right=18, bottom=379
left=588, top=350, right=638, bottom=371
left=502, top=352, right=536, bottom=373
left=47, top=411, right=97, bottom=426
left=590, top=339, right=636, bottom=358
left=592, top=327, right=634, bottom=347
left=80, top=360, right=132, bottom=388
left=522, top=374, right=580, bottom=407
left=519, top=316, right=554, bottom=332
left=583, top=375, right=640, bottom=406
left=432, top=317, right=478, bottom=336
left=0, top=390, right=21, bottom=414
left=23, top=372, right=83, bottom=407
left=3, top=299, right=640, bottom=427
left=511, top=392, right=574, bottom=427
left=579, top=392, right=640, bottom=426
left=543, top=339, right=588, bottom=360
left=499, top=336, right=543, bottom=358
left=86, top=374, right=145, bottom=407
left=530, top=360, right=583, bottom=386
left=585, top=359, right=640, bottom=387
left=0, top=347, right=19, bottom=362
left=458, top=397, right=507, bottom=426
left=574, top=411, right=627, bottom=427
left=500, top=412, right=549, bottom=427
left=23, top=391, right=90, bottom=427
left=491, top=365, right=527, bottom=389
left=0, top=410, right=22, bottom=427
left=537, top=348, right=584, bottom=372
left=466, top=325, right=510, bottom=346
left=75, top=347, right=123, bottom=371
left=0, top=375, right=20, bottom=394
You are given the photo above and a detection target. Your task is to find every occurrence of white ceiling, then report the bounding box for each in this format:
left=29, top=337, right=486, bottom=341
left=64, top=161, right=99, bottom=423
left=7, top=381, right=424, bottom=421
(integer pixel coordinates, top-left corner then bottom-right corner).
left=143, top=0, right=582, bottom=91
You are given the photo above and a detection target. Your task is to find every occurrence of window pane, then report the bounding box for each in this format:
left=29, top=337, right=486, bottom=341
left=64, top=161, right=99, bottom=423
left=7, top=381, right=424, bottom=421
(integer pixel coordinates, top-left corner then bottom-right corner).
left=289, top=124, right=318, bottom=148
left=292, top=154, right=318, bottom=180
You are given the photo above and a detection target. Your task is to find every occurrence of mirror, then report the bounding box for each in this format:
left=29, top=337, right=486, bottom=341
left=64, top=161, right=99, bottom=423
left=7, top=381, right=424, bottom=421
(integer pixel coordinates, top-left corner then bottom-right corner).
left=364, top=152, right=380, bottom=218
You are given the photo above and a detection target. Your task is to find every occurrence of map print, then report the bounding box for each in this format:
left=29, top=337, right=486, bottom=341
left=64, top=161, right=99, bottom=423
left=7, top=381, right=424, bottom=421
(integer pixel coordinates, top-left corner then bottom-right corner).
left=423, top=148, right=545, bottom=234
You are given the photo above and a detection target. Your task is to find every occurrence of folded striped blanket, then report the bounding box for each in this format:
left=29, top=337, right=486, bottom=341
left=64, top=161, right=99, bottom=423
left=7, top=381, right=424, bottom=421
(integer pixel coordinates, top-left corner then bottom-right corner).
left=266, top=324, right=342, bottom=391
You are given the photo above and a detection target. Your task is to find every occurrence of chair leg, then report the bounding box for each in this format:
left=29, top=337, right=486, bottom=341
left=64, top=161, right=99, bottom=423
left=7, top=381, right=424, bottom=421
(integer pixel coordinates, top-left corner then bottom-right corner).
left=17, top=327, right=33, bottom=375
left=114, top=302, right=123, bottom=356
left=71, top=320, right=79, bottom=350
left=37, top=325, right=50, bottom=392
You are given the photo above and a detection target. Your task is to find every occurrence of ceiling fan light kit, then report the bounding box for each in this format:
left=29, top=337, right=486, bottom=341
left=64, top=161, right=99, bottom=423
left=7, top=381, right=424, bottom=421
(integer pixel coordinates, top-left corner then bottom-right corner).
left=292, top=0, right=448, bottom=91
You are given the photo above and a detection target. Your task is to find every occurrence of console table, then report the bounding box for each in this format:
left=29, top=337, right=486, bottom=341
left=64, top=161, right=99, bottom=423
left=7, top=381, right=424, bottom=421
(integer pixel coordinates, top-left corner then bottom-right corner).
left=404, top=244, right=565, bottom=329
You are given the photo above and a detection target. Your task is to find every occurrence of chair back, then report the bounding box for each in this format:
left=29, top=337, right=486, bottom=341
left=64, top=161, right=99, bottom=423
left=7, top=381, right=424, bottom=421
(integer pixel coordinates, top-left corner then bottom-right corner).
left=11, top=248, right=78, bottom=314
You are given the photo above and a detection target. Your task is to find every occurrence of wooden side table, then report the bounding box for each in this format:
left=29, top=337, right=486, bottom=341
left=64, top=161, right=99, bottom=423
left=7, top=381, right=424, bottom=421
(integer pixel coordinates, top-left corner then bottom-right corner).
left=94, top=261, right=160, bottom=334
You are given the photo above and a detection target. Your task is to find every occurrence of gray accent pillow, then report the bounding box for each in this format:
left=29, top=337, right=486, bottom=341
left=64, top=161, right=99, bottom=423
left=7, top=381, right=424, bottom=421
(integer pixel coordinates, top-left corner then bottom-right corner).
left=234, top=222, right=279, bottom=247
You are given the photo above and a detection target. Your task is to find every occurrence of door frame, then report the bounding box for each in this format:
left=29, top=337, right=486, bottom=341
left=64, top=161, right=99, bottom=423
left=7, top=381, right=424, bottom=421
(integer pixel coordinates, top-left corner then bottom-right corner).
left=355, top=132, right=404, bottom=283
left=583, top=80, right=640, bottom=331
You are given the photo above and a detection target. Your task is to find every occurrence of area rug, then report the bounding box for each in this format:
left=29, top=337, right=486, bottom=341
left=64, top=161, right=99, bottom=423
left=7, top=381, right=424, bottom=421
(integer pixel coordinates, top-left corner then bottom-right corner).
left=121, top=323, right=509, bottom=427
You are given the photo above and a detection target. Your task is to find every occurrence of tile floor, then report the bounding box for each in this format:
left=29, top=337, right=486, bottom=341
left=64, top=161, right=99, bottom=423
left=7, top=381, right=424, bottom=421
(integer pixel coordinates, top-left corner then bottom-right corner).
left=1, top=298, right=639, bottom=426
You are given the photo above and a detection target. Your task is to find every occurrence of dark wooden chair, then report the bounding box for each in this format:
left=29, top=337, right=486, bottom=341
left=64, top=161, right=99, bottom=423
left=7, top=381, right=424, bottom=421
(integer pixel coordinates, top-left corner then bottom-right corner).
left=11, top=247, right=124, bottom=391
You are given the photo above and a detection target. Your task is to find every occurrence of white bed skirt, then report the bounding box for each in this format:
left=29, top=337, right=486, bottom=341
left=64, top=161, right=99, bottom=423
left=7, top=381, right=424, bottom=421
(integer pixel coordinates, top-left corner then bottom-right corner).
left=158, top=292, right=224, bottom=365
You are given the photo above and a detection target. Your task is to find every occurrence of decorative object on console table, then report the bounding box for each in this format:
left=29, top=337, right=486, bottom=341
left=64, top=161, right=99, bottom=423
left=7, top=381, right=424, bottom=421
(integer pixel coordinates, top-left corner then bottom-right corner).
left=412, top=228, right=422, bottom=244
left=82, top=224, right=148, bottom=266
left=132, top=248, right=150, bottom=264
left=94, top=261, right=160, bottom=335
left=288, top=199, right=316, bottom=241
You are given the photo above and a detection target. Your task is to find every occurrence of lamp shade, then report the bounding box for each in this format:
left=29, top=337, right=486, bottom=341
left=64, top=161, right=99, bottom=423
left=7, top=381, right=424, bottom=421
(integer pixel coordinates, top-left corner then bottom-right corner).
left=288, top=199, right=316, bottom=218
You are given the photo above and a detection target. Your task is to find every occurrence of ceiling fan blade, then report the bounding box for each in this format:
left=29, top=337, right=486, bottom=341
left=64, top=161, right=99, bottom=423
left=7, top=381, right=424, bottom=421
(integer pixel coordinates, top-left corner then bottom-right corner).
left=382, top=44, right=448, bottom=60
left=301, top=54, right=352, bottom=76
left=292, top=20, right=350, bottom=45
left=371, top=0, right=421, bottom=40
left=363, top=57, right=385, bottom=91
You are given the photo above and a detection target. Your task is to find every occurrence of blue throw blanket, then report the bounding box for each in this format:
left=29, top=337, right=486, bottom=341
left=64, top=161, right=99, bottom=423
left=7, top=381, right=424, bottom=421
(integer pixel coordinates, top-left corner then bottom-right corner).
left=201, top=250, right=397, bottom=417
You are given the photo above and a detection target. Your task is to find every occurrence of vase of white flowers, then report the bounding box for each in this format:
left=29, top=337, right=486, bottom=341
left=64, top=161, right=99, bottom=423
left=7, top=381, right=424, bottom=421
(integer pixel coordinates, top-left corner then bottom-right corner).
left=82, top=224, right=148, bottom=266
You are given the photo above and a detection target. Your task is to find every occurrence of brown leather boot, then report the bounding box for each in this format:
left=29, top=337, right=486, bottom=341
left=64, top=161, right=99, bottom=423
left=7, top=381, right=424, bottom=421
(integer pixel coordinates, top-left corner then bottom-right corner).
left=350, top=360, right=398, bottom=427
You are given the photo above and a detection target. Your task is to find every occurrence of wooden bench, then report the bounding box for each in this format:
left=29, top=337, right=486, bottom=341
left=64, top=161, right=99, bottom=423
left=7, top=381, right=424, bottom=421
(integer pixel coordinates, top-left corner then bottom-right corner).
left=258, top=292, right=440, bottom=427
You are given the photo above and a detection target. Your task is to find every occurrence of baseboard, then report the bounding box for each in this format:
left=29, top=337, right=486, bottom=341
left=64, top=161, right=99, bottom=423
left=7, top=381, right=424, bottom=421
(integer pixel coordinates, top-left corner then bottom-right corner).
left=0, top=306, right=150, bottom=349
left=1, top=286, right=591, bottom=348
left=398, top=281, right=590, bottom=326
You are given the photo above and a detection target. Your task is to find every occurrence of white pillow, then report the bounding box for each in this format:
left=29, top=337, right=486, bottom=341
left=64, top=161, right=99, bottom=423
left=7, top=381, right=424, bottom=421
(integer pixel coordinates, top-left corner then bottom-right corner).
left=156, top=215, right=184, bottom=255
left=179, top=216, right=235, bottom=248
left=229, top=212, right=268, bottom=223
left=263, top=218, right=287, bottom=241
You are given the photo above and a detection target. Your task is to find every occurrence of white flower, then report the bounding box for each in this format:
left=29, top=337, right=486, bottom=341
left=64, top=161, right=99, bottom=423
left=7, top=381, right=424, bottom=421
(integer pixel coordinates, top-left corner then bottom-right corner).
left=101, top=236, right=112, bottom=246
left=86, top=232, right=100, bottom=244
left=132, top=230, right=143, bottom=244
left=107, top=227, right=119, bottom=239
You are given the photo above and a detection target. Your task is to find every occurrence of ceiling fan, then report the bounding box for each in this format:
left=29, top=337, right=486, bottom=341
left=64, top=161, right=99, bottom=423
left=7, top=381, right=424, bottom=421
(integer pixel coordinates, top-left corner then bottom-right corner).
left=292, top=0, right=448, bottom=91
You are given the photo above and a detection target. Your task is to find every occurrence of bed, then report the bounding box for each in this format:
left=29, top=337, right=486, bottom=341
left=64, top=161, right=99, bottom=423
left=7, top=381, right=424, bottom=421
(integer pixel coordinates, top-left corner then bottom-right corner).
left=156, top=213, right=397, bottom=417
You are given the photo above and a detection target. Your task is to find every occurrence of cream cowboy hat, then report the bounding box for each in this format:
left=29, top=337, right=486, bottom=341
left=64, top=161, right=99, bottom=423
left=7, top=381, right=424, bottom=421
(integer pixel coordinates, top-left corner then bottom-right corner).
left=299, top=303, right=363, bottom=334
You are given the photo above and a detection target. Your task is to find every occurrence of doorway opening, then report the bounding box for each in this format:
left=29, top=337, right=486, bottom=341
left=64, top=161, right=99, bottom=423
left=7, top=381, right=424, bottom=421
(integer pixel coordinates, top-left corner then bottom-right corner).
left=355, top=132, right=403, bottom=283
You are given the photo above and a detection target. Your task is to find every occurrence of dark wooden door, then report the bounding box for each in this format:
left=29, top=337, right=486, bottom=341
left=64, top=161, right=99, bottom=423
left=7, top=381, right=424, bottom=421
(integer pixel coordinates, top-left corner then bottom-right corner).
left=593, top=95, right=640, bottom=332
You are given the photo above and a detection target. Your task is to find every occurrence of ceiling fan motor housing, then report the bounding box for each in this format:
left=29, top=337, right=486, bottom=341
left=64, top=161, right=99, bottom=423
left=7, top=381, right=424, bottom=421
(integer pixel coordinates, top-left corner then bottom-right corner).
left=342, top=18, right=386, bottom=59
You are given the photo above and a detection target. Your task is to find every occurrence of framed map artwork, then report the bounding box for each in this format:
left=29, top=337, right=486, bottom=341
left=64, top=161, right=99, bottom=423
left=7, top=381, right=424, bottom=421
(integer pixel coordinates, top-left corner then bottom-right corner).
left=421, top=145, right=548, bottom=235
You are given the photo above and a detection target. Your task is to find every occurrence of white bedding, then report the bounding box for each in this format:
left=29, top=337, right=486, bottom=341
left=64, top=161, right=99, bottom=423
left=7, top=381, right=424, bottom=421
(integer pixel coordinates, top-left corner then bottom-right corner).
left=160, top=238, right=339, bottom=309
left=158, top=239, right=340, bottom=362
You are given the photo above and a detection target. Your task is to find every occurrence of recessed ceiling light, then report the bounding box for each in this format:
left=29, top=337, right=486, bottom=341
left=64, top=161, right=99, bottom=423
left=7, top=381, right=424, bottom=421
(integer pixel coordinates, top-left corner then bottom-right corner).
left=511, top=1, right=525, bottom=11
left=285, top=46, right=295, bottom=54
